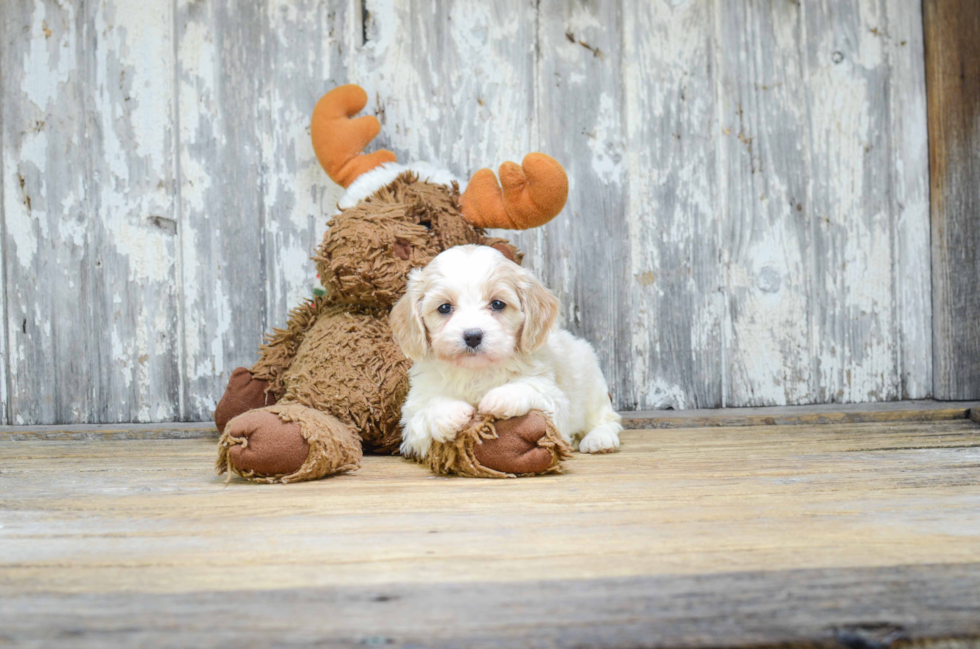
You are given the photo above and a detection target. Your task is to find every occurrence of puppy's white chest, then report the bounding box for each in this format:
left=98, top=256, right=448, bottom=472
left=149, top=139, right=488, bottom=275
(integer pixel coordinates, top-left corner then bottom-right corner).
left=438, top=367, right=520, bottom=406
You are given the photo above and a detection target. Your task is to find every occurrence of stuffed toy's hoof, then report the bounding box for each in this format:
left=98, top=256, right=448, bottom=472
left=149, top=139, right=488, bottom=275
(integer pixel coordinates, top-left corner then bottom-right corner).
left=214, top=367, right=276, bottom=434
left=425, top=410, right=572, bottom=478
left=217, top=404, right=362, bottom=484
left=223, top=410, right=309, bottom=476
left=473, top=412, right=559, bottom=474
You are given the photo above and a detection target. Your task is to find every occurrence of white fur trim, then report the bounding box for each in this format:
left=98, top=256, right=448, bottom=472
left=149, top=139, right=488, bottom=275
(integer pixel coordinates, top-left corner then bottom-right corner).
left=337, top=161, right=463, bottom=210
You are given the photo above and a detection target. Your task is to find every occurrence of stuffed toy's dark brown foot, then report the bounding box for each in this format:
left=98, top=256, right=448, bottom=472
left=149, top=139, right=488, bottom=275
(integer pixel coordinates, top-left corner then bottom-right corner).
left=425, top=411, right=572, bottom=478
left=216, top=404, right=362, bottom=483
left=214, top=367, right=277, bottom=434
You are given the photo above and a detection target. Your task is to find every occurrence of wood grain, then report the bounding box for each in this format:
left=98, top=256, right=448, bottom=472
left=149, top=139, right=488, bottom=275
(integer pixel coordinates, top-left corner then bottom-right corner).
left=0, top=88, right=7, bottom=425
left=804, top=2, right=899, bottom=405
left=714, top=1, right=932, bottom=406
left=535, top=1, right=633, bottom=409
left=1, top=419, right=979, bottom=645
left=622, top=0, right=724, bottom=409
left=3, top=399, right=975, bottom=438
left=0, top=421, right=218, bottom=441
left=2, top=420, right=979, bottom=595
left=349, top=0, right=536, bottom=174
left=0, top=0, right=938, bottom=422
left=2, top=564, right=979, bottom=647
left=0, top=0, right=181, bottom=424
left=716, top=1, right=813, bottom=406
left=176, top=0, right=269, bottom=421
left=924, top=0, right=980, bottom=400
left=888, top=0, right=933, bottom=400
left=622, top=399, right=980, bottom=430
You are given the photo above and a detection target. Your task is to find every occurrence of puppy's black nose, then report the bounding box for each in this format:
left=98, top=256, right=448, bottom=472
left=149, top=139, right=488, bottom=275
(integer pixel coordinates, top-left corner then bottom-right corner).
left=463, top=329, right=483, bottom=349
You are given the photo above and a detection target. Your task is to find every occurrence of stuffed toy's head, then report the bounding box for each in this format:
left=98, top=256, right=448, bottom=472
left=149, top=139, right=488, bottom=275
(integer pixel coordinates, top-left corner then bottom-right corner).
left=309, top=85, right=569, bottom=309
left=314, top=174, right=483, bottom=308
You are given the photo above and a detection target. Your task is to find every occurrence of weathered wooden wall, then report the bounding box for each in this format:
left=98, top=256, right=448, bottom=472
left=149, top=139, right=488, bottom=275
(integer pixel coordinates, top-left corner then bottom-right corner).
left=923, top=0, right=980, bottom=401
left=0, top=0, right=935, bottom=424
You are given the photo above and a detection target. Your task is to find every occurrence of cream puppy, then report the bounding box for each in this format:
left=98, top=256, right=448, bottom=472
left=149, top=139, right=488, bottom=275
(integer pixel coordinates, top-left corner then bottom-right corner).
left=390, top=244, right=622, bottom=459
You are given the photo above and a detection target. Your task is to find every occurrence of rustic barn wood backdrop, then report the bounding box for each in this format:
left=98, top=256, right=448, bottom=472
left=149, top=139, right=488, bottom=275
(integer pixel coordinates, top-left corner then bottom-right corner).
left=0, top=0, right=973, bottom=425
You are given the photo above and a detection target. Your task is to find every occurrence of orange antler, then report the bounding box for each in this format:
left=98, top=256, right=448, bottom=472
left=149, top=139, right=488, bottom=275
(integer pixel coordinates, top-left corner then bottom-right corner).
left=311, top=85, right=397, bottom=188
left=460, top=153, right=568, bottom=230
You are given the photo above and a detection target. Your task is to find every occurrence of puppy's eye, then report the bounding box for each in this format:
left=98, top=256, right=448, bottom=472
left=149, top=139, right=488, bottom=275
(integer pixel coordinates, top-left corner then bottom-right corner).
left=490, top=300, right=506, bottom=311
left=437, top=303, right=453, bottom=315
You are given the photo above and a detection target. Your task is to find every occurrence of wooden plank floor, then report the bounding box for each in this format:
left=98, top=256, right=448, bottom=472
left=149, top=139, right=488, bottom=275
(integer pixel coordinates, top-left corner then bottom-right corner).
left=2, top=414, right=980, bottom=647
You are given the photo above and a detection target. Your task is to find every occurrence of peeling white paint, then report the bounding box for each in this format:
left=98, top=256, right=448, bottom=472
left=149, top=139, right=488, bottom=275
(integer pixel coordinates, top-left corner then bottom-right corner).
left=176, top=0, right=218, bottom=399
left=726, top=217, right=811, bottom=405
left=587, top=93, right=625, bottom=186
left=21, top=2, right=76, bottom=111
left=6, top=130, right=48, bottom=270
left=353, top=0, right=533, bottom=170
left=209, top=275, right=231, bottom=379
left=2, top=0, right=182, bottom=423
left=0, top=188, right=5, bottom=420
left=1, top=0, right=935, bottom=422
left=624, top=0, right=723, bottom=408
left=640, top=378, right=688, bottom=410
left=716, top=2, right=816, bottom=408
left=886, top=0, right=932, bottom=399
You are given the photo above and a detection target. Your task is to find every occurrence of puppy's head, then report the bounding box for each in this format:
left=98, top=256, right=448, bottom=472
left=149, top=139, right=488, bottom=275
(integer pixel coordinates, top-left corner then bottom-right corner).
left=390, top=245, right=559, bottom=368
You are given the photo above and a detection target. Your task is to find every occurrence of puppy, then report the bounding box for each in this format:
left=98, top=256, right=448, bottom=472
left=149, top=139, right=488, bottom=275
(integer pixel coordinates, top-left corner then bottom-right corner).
left=390, top=244, right=622, bottom=459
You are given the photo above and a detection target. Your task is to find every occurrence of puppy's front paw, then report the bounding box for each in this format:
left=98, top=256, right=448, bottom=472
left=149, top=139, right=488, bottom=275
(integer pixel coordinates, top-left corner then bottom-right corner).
left=479, top=385, right=535, bottom=420
left=578, top=425, right=621, bottom=454
left=429, top=401, right=476, bottom=443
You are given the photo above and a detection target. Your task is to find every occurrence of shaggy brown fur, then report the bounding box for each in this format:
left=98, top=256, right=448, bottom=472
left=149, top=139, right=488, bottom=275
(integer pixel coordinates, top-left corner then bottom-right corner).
left=249, top=297, right=324, bottom=400
left=275, top=299, right=410, bottom=453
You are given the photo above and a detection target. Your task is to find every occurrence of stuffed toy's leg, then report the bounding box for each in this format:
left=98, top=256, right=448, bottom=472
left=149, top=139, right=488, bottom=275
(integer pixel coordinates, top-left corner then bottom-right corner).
left=213, top=367, right=276, bottom=434
left=216, top=403, right=362, bottom=484
left=214, top=298, right=331, bottom=434
left=425, top=411, right=572, bottom=478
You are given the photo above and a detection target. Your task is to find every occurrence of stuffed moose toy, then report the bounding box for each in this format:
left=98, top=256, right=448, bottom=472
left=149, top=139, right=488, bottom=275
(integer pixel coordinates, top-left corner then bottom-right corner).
left=214, top=84, right=572, bottom=483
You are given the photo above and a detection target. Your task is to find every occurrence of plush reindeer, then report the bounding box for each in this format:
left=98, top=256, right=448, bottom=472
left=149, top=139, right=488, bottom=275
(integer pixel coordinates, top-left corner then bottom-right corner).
left=214, top=85, right=571, bottom=483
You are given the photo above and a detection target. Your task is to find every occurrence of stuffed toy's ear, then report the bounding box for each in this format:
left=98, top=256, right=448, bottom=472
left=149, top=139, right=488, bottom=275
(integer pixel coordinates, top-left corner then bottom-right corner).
left=460, top=153, right=568, bottom=230
left=482, top=238, right=524, bottom=265
left=311, top=85, right=397, bottom=188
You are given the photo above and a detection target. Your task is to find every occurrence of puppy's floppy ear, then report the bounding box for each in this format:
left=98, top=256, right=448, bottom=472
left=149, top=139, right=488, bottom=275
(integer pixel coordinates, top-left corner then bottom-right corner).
left=517, top=270, right=560, bottom=354
left=390, top=269, right=428, bottom=361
